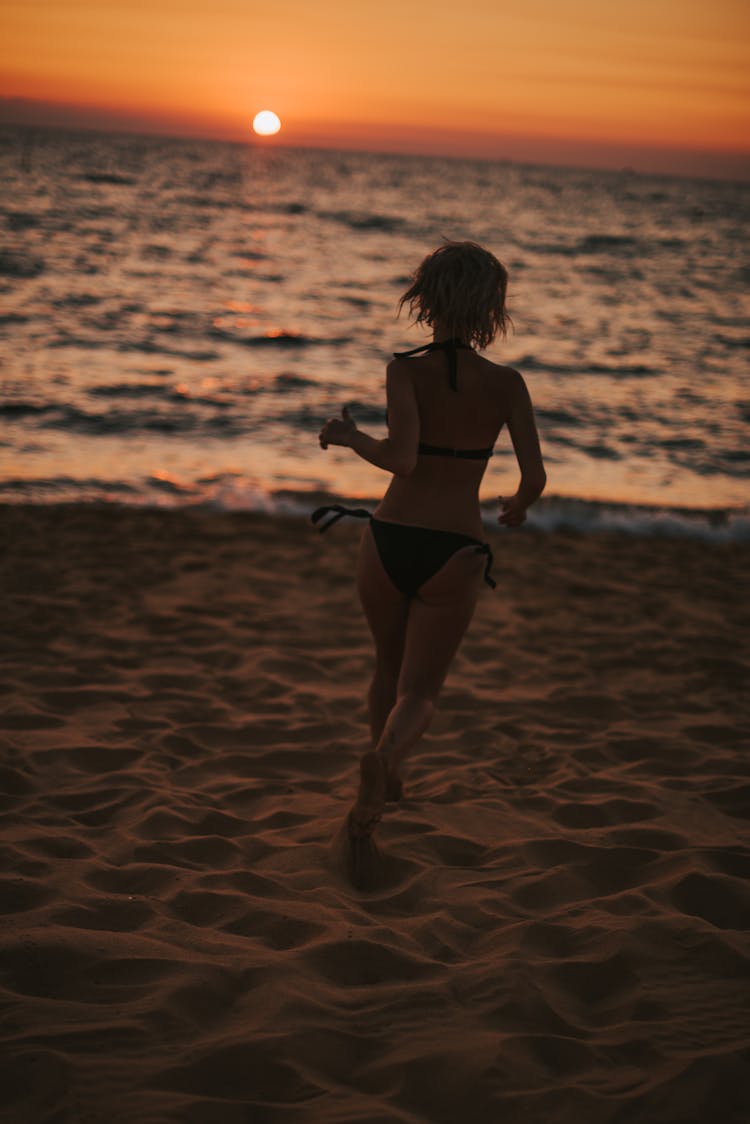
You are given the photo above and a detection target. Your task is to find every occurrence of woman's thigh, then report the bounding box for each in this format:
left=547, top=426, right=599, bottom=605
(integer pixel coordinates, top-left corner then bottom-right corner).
left=399, top=546, right=485, bottom=697
left=356, top=525, right=409, bottom=670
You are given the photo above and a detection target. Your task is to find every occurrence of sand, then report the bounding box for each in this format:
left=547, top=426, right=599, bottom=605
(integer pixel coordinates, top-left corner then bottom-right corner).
left=1, top=502, right=749, bottom=1124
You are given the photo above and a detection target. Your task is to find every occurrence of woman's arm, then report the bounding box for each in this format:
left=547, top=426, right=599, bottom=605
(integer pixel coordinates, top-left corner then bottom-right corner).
left=318, top=361, right=419, bottom=477
left=499, top=371, right=546, bottom=527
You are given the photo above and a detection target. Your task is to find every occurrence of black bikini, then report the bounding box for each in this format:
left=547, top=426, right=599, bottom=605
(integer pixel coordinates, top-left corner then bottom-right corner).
left=313, top=339, right=497, bottom=597
left=312, top=505, right=496, bottom=594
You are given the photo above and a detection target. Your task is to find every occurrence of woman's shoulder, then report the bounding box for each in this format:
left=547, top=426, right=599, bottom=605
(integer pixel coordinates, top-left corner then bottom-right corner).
left=479, top=353, right=520, bottom=376
left=480, top=356, right=525, bottom=387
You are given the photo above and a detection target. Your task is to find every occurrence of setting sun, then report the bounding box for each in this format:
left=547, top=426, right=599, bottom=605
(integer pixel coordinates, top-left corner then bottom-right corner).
left=1, top=0, right=747, bottom=177
left=252, top=110, right=281, bottom=136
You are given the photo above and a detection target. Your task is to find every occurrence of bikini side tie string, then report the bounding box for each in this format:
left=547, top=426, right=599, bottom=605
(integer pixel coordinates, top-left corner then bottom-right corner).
left=311, top=504, right=373, bottom=532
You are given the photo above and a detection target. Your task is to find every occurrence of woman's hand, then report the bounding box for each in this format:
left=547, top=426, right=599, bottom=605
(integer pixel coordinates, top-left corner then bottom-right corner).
left=498, top=494, right=527, bottom=528
left=319, top=406, right=357, bottom=450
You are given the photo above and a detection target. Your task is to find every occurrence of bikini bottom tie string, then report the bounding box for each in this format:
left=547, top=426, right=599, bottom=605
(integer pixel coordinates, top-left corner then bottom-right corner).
left=311, top=504, right=373, bottom=532
left=476, top=543, right=496, bottom=590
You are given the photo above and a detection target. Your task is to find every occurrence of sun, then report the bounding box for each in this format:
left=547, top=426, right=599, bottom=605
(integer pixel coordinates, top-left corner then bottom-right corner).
left=252, top=110, right=281, bottom=137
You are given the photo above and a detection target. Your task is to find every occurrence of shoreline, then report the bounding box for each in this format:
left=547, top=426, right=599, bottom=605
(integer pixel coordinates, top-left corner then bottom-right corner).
left=0, top=493, right=748, bottom=542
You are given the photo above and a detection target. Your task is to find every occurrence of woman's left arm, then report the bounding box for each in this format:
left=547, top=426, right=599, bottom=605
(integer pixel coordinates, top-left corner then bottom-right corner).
left=319, top=361, right=419, bottom=477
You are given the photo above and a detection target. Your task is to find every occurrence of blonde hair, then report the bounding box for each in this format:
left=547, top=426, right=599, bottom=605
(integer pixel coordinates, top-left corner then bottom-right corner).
left=398, top=240, right=511, bottom=350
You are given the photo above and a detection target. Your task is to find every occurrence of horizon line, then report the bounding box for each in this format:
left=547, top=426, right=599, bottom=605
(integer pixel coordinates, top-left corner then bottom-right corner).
left=1, top=95, right=749, bottom=185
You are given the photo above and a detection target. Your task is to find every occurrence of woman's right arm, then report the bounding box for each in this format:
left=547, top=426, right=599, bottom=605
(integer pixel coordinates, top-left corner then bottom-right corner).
left=500, top=371, right=546, bottom=527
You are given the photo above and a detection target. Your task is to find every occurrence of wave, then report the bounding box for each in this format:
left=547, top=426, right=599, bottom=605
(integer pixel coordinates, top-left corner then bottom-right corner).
left=271, top=372, right=317, bottom=392
left=516, top=355, right=657, bottom=378
left=52, top=293, right=102, bottom=308
left=45, top=336, right=221, bottom=362
left=0, top=475, right=138, bottom=496
left=0, top=481, right=746, bottom=542
left=522, top=234, right=685, bottom=258
left=176, top=194, right=235, bottom=210
left=87, top=383, right=175, bottom=400
left=319, top=209, right=406, bottom=233
left=716, top=334, right=750, bottom=351
left=79, top=171, right=136, bottom=185
left=0, top=401, right=245, bottom=437
left=0, top=251, right=44, bottom=277
left=513, top=495, right=749, bottom=542
left=578, top=234, right=639, bottom=254
left=208, top=327, right=351, bottom=348
left=5, top=211, right=39, bottom=231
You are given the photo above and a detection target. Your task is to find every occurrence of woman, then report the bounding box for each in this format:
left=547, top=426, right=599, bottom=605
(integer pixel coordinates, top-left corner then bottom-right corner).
left=316, top=241, right=546, bottom=843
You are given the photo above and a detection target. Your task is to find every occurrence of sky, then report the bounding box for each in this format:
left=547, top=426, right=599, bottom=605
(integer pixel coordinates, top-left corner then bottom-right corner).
left=1, top=0, right=749, bottom=179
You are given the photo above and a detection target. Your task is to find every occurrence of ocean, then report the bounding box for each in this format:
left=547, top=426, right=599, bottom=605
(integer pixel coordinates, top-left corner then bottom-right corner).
left=1, top=126, right=748, bottom=539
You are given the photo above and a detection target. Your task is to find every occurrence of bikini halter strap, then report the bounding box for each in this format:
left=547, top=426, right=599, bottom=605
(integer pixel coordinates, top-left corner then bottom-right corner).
left=392, top=338, right=471, bottom=392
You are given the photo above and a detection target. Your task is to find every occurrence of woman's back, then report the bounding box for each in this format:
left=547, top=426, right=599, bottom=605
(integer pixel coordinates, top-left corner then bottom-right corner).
left=376, top=348, right=521, bottom=536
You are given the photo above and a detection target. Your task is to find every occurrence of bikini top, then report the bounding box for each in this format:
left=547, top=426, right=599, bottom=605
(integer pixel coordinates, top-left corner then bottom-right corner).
left=391, top=337, right=494, bottom=460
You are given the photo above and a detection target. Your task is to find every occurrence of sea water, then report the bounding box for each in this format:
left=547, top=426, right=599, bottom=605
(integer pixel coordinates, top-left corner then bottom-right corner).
left=1, top=127, right=748, bottom=539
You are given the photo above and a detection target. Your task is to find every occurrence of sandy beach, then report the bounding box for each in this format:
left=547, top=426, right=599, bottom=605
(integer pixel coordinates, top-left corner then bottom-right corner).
left=1, top=502, right=749, bottom=1124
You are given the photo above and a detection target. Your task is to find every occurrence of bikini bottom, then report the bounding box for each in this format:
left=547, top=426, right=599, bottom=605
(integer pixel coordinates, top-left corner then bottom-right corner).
left=311, top=505, right=495, bottom=597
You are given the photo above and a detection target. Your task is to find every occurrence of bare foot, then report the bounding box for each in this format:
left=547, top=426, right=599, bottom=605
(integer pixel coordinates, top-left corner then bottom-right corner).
left=349, top=750, right=386, bottom=837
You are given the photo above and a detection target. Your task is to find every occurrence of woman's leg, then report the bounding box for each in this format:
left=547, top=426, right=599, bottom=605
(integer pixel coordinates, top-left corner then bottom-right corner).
left=351, top=536, right=485, bottom=832
left=356, top=526, right=409, bottom=743
left=375, top=545, right=485, bottom=775
left=350, top=527, right=410, bottom=830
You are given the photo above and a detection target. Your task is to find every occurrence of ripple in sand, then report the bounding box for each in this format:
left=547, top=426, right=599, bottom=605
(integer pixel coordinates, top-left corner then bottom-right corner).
left=0, top=763, right=34, bottom=795
left=224, top=907, right=325, bottom=949
left=27, top=745, right=141, bottom=772
left=48, top=898, right=155, bottom=931
left=515, top=1031, right=601, bottom=1077
left=550, top=802, right=614, bottom=828
left=85, top=956, right=179, bottom=988
left=0, top=846, right=50, bottom=877
left=23, top=833, right=93, bottom=859
left=168, top=968, right=255, bottom=1028
left=517, top=839, right=659, bottom=906
left=0, top=941, right=93, bottom=999
left=606, top=826, right=686, bottom=850
left=519, top=920, right=612, bottom=959
left=135, top=807, right=246, bottom=840
left=548, top=951, right=640, bottom=1012
left=132, top=835, right=243, bottom=869
left=150, top=1040, right=321, bottom=1103
left=706, top=848, right=750, bottom=881
left=85, top=862, right=181, bottom=896
left=0, top=877, right=52, bottom=913
left=671, top=871, right=750, bottom=930
left=619, top=1052, right=750, bottom=1124
left=0, top=1049, right=71, bottom=1119
left=206, top=868, right=286, bottom=898
left=704, top=782, right=750, bottom=820
left=166, top=888, right=247, bottom=928
left=421, top=831, right=489, bottom=868
left=0, top=710, right=63, bottom=729
left=302, top=938, right=438, bottom=988
left=552, top=797, right=659, bottom=828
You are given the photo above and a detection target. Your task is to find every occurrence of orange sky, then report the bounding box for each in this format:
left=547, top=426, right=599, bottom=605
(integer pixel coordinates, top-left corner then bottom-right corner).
left=2, top=0, right=749, bottom=178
